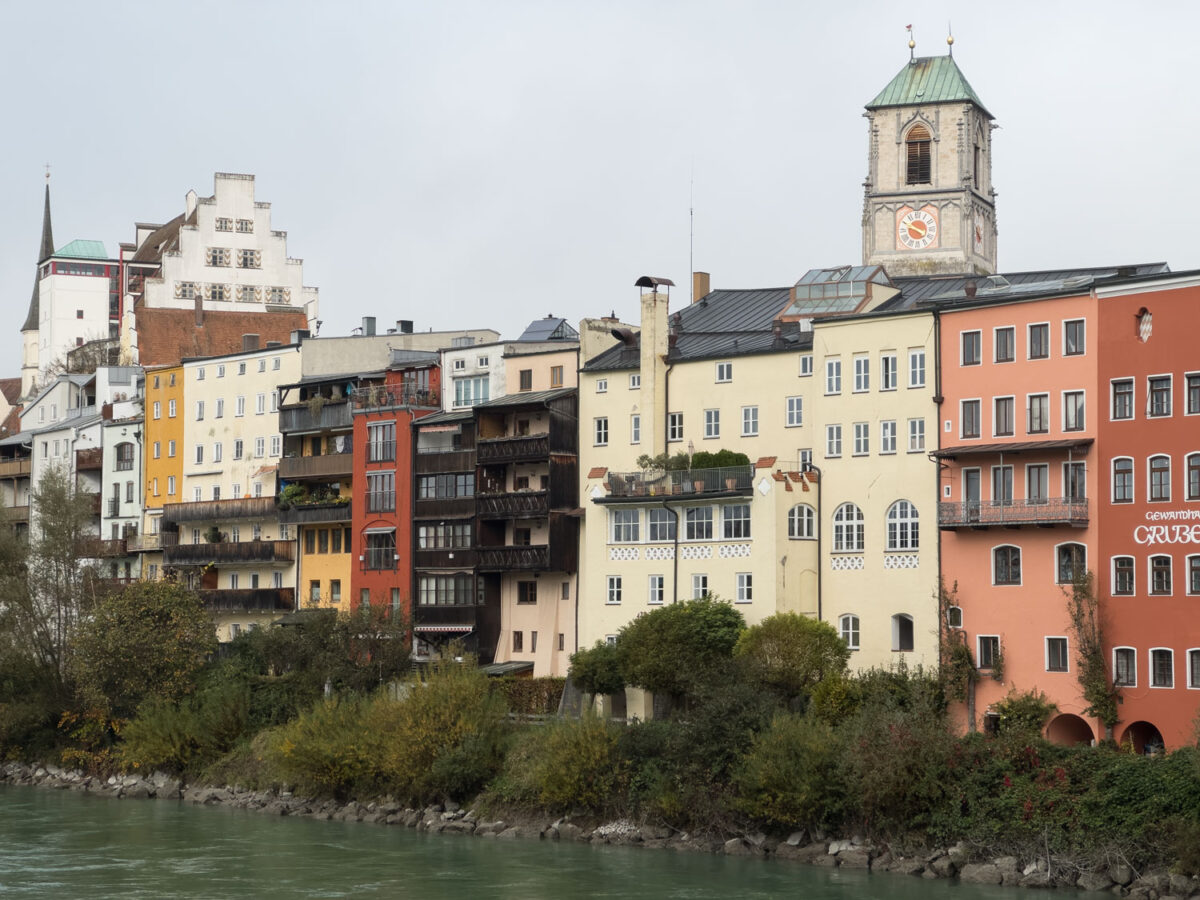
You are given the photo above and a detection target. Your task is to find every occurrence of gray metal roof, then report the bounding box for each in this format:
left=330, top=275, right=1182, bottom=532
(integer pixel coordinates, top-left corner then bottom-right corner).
left=415, top=409, right=473, bottom=427
left=473, top=387, right=575, bottom=409
left=889, top=263, right=1171, bottom=309
left=516, top=317, right=579, bottom=342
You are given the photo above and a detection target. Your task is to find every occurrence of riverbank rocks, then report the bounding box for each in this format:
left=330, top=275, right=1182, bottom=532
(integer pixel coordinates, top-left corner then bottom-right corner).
left=958, top=863, right=1003, bottom=885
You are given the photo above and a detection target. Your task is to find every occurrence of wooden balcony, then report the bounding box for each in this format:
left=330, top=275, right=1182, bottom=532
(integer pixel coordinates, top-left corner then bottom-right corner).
left=84, top=492, right=102, bottom=515
left=279, top=501, right=352, bottom=525
left=164, top=540, right=295, bottom=566
left=415, top=497, right=475, bottom=518
left=200, top=587, right=295, bottom=613
left=938, top=497, right=1089, bottom=529
left=76, top=448, right=103, bottom=471
left=79, top=537, right=128, bottom=558
left=352, top=387, right=439, bottom=410
left=476, top=435, right=549, bottom=465
left=279, top=400, right=352, bottom=433
left=477, top=491, right=549, bottom=519
left=413, top=604, right=479, bottom=628
left=2, top=505, right=29, bottom=523
left=162, top=497, right=277, bottom=524
left=0, top=458, right=31, bottom=478
left=414, top=548, right=476, bottom=569
left=127, top=533, right=162, bottom=553
left=278, top=452, right=353, bottom=480
left=477, top=544, right=550, bottom=571
left=415, top=449, right=475, bottom=474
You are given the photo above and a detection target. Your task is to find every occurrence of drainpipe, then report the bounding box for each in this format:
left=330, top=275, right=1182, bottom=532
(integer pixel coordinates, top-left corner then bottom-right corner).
left=658, top=498, right=684, bottom=604
left=803, top=461, right=822, bottom=622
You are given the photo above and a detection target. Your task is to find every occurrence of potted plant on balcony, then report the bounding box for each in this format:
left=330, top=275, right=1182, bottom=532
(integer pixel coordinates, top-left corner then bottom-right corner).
left=277, top=483, right=307, bottom=511
left=204, top=526, right=226, bottom=543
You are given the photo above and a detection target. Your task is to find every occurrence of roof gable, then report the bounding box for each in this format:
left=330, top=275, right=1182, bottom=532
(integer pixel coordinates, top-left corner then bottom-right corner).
left=867, top=56, right=990, bottom=117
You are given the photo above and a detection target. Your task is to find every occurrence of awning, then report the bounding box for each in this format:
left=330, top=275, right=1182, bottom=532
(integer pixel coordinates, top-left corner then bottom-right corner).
left=481, top=660, right=535, bottom=676
left=932, top=438, right=1093, bottom=459
left=414, top=624, right=474, bottom=633
left=421, top=424, right=461, bottom=433
left=363, top=526, right=397, bottom=534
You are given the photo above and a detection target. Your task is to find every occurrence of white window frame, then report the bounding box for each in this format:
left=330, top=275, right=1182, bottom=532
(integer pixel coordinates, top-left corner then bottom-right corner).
left=667, top=412, right=683, bottom=442
left=908, top=349, right=926, bottom=388
left=852, top=422, right=869, bottom=456
left=787, top=504, right=815, bottom=540
left=704, top=408, right=720, bottom=439
left=825, top=424, right=842, bottom=458
left=735, top=572, right=752, bottom=603
left=993, top=395, right=1015, bottom=437
left=1063, top=318, right=1086, bottom=356
left=629, top=373, right=641, bottom=389
left=839, top=614, right=860, bottom=650
left=593, top=417, right=609, bottom=446
left=799, top=354, right=813, bottom=377
left=1147, top=373, right=1173, bottom=418
left=880, top=420, right=897, bottom=454
left=691, top=573, right=708, bottom=599
left=1062, top=390, right=1085, bottom=432
left=853, top=355, right=870, bottom=392
left=825, top=358, right=842, bottom=395
left=595, top=378, right=608, bottom=393
left=1027, top=321, right=1051, bottom=360
left=648, top=574, right=664, bottom=605
left=1113, top=646, right=1137, bottom=688
left=606, top=576, right=622, bottom=605
left=1150, top=647, right=1174, bottom=689
left=715, top=361, right=732, bottom=383
left=907, top=418, right=925, bottom=453
left=993, top=325, right=1016, bottom=363
left=630, top=414, right=640, bottom=445
left=960, top=330, right=982, bottom=366
left=786, top=396, right=802, bottom=427
left=741, top=405, right=758, bottom=437
left=1046, top=636, right=1070, bottom=673
left=960, top=398, right=982, bottom=439
left=880, top=353, right=898, bottom=391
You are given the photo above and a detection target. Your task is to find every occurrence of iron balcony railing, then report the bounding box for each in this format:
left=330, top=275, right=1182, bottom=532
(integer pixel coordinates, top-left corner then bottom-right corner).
left=477, top=545, right=550, bottom=571
left=106, top=498, right=120, bottom=518
left=938, top=497, right=1089, bottom=528
left=604, top=465, right=755, bottom=499
left=476, top=434, right=550, bottom=464
left=164, top=540, right=295, bottom=566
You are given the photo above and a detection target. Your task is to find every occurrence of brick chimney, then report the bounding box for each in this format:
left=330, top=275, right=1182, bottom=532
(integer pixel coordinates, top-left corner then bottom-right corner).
left=635, top=276, right=674, bottom=457
left=692, top=271, right=710, bottom=304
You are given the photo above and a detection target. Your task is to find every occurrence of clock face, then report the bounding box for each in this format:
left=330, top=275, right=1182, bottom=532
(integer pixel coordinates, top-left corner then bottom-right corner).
left=898, top=208, right=938, bottom=250
left=973, top=213, right=985, bottom=251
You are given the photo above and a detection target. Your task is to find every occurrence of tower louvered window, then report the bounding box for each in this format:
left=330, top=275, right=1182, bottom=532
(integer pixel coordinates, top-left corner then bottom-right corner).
left=906, top=125, right=931, bottom=184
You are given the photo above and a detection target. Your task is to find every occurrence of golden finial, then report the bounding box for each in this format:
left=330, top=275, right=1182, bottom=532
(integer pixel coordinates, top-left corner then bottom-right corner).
left=906, top=24, right=915, bottom=61
left=947, top=22, right=954, bottom=56
left=44, top=163, right=51, bottom=183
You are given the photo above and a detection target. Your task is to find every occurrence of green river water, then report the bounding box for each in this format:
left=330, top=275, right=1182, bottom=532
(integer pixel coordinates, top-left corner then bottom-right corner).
left=0, top=784, right=1034, bottom=899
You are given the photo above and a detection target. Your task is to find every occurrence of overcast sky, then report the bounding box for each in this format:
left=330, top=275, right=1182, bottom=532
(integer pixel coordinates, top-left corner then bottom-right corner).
left=2, top=2, right=1198, bottom=348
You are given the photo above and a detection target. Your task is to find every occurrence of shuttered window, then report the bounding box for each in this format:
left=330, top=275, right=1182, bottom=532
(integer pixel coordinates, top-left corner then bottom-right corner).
left=906, top=125, right=931, bottom=184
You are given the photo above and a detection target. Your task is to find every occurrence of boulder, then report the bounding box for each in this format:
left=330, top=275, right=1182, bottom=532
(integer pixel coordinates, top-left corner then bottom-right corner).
left=889, top=857, right=925, bottom=876
left=785, top=831, right=805, bottom=847
left=1109, top=864, right=1134, bottom=887
left=1076, top=872, right=1115, bottom=893
left=838, top=850, right=871, bottom=869
left=959, top=863, right=1003, bottom=885
left=929, top=855, right=957, bottom=878
left=723, top=838, right=754, bottom=856
left=556, top=823, right=583, bottom=842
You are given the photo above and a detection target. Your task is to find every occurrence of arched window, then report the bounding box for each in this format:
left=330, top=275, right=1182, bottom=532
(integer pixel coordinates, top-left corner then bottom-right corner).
left=1150, top=555, right=1172, bottom=595
left=114, top=441, right=135, bottom=471
left=787, top=504, right=816, bottom=540
left=1149, top=455, right=1171, bottom=502
left=1112, top=457, right=1134, bottom=503
left=906, top=124, right=932, bottom=184
left=946, top=605, right=963, bottom=628
left=886, top=500, right=919, bottom=550
left=994, top=545, right=1021, bottom=585
left=1056, top=542, right=1086, bottom=584
left=839, top=614, right=860, bottom=650
left=832, top=503, right=864, bottom=552
left=892, top=613, right=914, bottom=652
left=1187, top=453, right=1200, bottom=500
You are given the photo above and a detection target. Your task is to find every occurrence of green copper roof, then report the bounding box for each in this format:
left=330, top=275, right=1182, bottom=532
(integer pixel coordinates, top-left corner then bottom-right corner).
left=867, top=55, right=991, bottom=118
left=54, top=239, right=107, bottom=259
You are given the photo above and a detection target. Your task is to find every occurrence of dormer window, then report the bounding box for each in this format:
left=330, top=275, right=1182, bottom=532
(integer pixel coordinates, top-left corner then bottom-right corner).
left=906, top=125, right=931, bottom=184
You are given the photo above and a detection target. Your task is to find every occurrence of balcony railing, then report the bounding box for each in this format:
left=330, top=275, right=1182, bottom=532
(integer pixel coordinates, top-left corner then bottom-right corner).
left=414, top=548, right=476, bottom=569
left=76, top=448, right=103, bottom=471
left=2, top=505, right=30, bottom=523
left=476, top=435, right=549, bottom=464
left=278, top=453, right=353, bottom=480
left=413, top=604, right=478, bottom=627
left=164, top=540, right=295, bottom=566
left=477, top=491, right=549, bottom=519
left=199, top=587, right=295, bottom=613
left=279, top=501, right=352, bottom=524
left=162, top=497, right=277, bottom=524
left=603, top=465, right=755, bottom=499
left=353, top=388, right=439, bottom=410
left=938, top=497, right=1090, bottom=529
left=84, top=492, right=102, bottom=515
left=127, top=533, right=162, bottom=553
left=279, top=400, right=352, bottom=433
left=0, top=459, right=32, bottom=478
left=477, top=545, right=550, bottom=571
left=79, top=538, right=128, bottom=558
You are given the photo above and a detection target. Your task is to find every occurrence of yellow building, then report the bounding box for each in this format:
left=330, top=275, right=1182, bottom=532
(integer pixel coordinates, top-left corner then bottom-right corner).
left=138, top=363, right=185, bottom=578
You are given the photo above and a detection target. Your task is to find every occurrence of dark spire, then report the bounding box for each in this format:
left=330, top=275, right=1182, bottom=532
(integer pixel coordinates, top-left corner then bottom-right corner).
left=22, top=182, right=54, bottom=333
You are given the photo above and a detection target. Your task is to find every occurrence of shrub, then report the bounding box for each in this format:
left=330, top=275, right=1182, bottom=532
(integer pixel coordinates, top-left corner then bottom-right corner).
left=735, top=714, right=843, bottom=829
left=809, top=675, right=862, bottom=726
left=734, top=613, right=849, bottom=702
left=267, top=694, right=388, bottom=799
left=569, top=642, right=625, bottom=696
left=992, top=688, right=1056, bottom=737
left=534, top=715, right=625, bottom=811
left=494, top=676, right=565, bottom=715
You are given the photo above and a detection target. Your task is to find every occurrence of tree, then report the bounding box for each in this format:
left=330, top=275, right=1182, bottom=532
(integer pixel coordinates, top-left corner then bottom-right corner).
left=1066, top=570, right=1120, bottom=739
left=70, top=581, right=217, bottom=718
left=569, top=640, right=625, bottom=696
left=616, top=597, right=745, bottom=702
left=733, top=612, right=850, bottom=701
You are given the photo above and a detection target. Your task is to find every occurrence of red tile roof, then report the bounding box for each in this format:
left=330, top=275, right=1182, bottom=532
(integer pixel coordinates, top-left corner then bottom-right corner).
left=0, top=378, right=21, bottom=406
left=136, top=307, right=307, bottom=366
left=755, top=455, right=777, bottom=469
left=587, top=466, right=608, bottom=479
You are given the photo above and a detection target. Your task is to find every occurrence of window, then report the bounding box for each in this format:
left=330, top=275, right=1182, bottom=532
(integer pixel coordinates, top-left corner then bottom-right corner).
left=978, top=636, right=1001, bottom=670
left=365, top=531, right=397, bottom=570
left=1056, top=543, right=1086, bottom=584
left=832, top=503, right=864, bottom=552
left=236, top=218, right=254, bottom=233
left=668, top=412, right=683, bottom=442
left=1149, top=376, right=1172, bottom=417
left=994, top=546, right=1021, bottom=585
left=512, top=631, right=524, bottom=653
left=256, top=393, right=266, bottom=415
left=233, top=439, right=243, bottom=460
left=736, top=573, right=753, bottom=603
left=153, top=401, right=161, bottom=420
left=1111, top=379, right=1134, bottom=420
left=800, top=449, right=812, bottom=469
left=168, top=399, right=176, bottom=418
left=477, top=356, right=489, bottom=368
left=886, top=500, right=919, bottom=551
left=517, top=582, right=537, bottom=605
left=237, top=249, right=260, bottom=268
left=881, top=354, right=898, bottom=390
left=1028, top=323, right=1050, bottom=359
left=153, top=441, right=161, bottom=459
left=691, top=574, right=709, bottom=599
left=453, top=358, right=465, bottom=371
left=800, top=355, right=813, bottom=377
left=453, top=375, right=490, bottom=407
left=880, top=420, right=897, bottom=454
left=193, top=487, right=202, bottom=502
left=961, top=400, right=981, bottom=439
left=254, top=437, right=265, bottom=457
left=853, top=422, right=869, bottom=455
left=1064, top=319, right=1085, bottom=356
left=235, top=396, right=245, bottom=417
left=1189, top=373, right=1200, bottom=415
left=610, top=509, right=639, bottom=543
left=946, top=606, right=963, bottom=629
left=853, top=355, right=870, bottom=391
left=685, top=506, right=713, bottom=540
left=908, top=349, right=926, bottom=388
left=206, top=247, right=230, bottom=267
left=1151, top=648, right=1174, bottom=688
left=595, top=378, right=607, bottom=393
left=212, top=397, right=224, bottom=419
left=1027, top=464, right=1049, bottom=503
left=1188, top=453, right=1200, bottom=500
left=1027, top=393, right=1049, bottom=434
left=994, top=326, right=1015, bottom=363
left=716, top=361, right=732, bottom=382
left=647, top=575, right=664, bottom=605
left=1113, top=458, right=1134, bottom=503
left=215, top=217, right=232, bottom=231
left=213, top=442, right=223, bottom=463
left=1063, top=391, right=1085, bottom=431
left=788, top=504, right=815, bottom=539
left=892, top=614, right=914, bottom=652
left=366, top=471, right=396, bottom=512
left=367, top=422, right=396, bottom=462
left=238, top=362, right=246, bottom=375
left=786, top=396, right=803, bottom=427
left=1113, top=556, right=1135, bottom=595
left=908, top=418, right=925, bottom=452
left=1065, top=461, right=1086, bottom=500
left=317, top=529, right=328, bottom=553
left=825, top=424, right=842, bottom=458
left=1114, top=648, right=1137, bottom=687
left=722, top=504, right=751, bottom=539
left=167, top=476, right=175, bottom=495
left=704, top=409, right=720, bottom=439
left=992, top=465, right=1013, bottom=505
left=741, top=406, right=758, bottom=436
left=648, top=508, right=676, bottom=542
left=1046, top=637, right=1069, bottom=672
left=418, top=473, right=475, bottom=499
left=194, top=445, right=204, bottom=464
left=606, top=576, right=622, bottom=605
left=961, top=331, right=981, bottom=366
left=905, top=124, right=931, bottom=183
left=825, top=359, right=842, bottom=394
left=1189, top=555, right=1200, bottom=596
left=994, top=397, right=1014, bottom=436
left=1150, top=455, right=1171, bottom=502
left=839, top=614, right=860, bottom=650
left=1190, top=649, right=1200, bottom=689
left=518, top=369, right=532, bottom=392
left=593, top=417, right=608, bottom=446
left=1151, top=555, right=1172, bottom=595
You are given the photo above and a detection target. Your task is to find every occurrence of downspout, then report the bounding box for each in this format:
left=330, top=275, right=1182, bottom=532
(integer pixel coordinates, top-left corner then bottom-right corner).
left=662, top=358, right=679, bottom=603
left=660, top=498, right=683, bottom=604
left=804, top=462, right=823, bottom=622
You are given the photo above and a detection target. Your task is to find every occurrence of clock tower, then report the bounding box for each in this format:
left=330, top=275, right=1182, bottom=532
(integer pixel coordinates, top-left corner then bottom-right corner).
left=862, top=42, right=997, bottom=276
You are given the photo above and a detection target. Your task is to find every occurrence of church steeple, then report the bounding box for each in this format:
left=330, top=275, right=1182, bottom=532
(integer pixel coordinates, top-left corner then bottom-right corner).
left=22, top=180, right=54, bottom=333
left=861, top=44, right=997, bottom=277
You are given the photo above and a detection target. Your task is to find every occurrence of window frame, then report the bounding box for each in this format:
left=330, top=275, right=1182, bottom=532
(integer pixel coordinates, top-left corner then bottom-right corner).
left=1150, top=554, right=1173, bottom=596
left=1055, top=542, right=1086, bottom=585
left=786, top=396, right=803, bottom=428
left=1062, top=390, right=1085, bottom=432
left=853, top=355, right=870, bottom=392
left=1113, top=647, right=1137, bottom=687
left=960, top=399, right=981, bottom=439
left=832, top=502, right=865, bottom=553
left=1112, top=555, right=1135, bottom=596
left=741, top=405, right=758, bottom=437
left=977, top=635, right=1001, bottom=670
left=735, top=572, right=752, bottom=604
left=787, top=504, right=816, bottom=540
left=1063, top=319, right=1086, bottom=356
left=960, top=330, right=982, bottom=367
left=993, top=396, right=1015, bottom=437
left=1148, top=374, right=1172, bottom=418
left=839, top=614, right=860, bottom=650
left=1027, top=322, right=1051, bottom=360
left=825, top=358, right=842, bottom=395
left=886, top=499, right=919, bottom=551
left=1150, top=647, right=1174, bottom=689
left=606, top=576, right=622, bottom=605
left=1046, top=637, right=1069, bottom=673
left=993, top=545, right=1022, bottom=586
left=1111, top=377, right=1134, bottom=421
left=908, top=349, right=926, bottom=388
left=1112, top=457, right=1134, bottom=504
left=993, top=325, right=1015, bottom=363
left=704, top=408, right=720, bottom=439
left=1149, top=454, right=1171, bottom=502
left=593, top=417, right=609, bottom=447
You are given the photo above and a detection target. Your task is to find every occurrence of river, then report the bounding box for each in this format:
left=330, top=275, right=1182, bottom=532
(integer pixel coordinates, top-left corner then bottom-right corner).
left=0, top=785, right=1031, bottom=898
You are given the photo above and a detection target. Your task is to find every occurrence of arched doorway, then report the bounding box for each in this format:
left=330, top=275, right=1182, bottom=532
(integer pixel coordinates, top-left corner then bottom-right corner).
left=1120, top=721, right=1165, bottom=755
left=1046, top=714, right=1094, bottom=746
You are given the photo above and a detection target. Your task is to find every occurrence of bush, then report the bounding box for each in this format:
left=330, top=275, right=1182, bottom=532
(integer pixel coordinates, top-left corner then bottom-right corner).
left=569, top=642, right=625, bottom=696
left=992, top=688, right=1056, bottom=737
left=494, top=676, right=565, bottom=715
left=533, top=715, right=625, bottom=811
left=267, top=694, right=389, bottom=798
left=119, top=680, right=251, bottom=776
left=735, top=714, right=843, bottom=829
left=734, top=613, right=849, bottom=702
